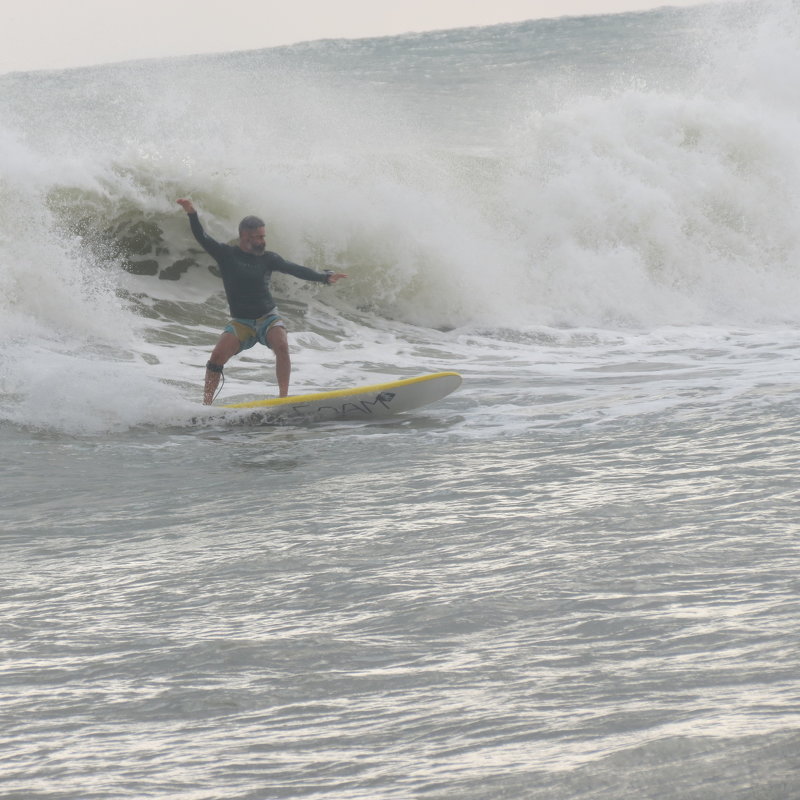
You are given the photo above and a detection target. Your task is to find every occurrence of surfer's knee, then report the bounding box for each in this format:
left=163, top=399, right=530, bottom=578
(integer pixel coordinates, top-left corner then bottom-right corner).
left=206, top=361, right=224, bottom=374
left=267, top=325, right=289, bottom=354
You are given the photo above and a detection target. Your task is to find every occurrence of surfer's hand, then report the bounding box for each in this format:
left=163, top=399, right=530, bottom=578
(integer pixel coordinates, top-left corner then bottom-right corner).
left=177, top=198, right=196, bottom=214
left=325, top=272, right=348, bottom=284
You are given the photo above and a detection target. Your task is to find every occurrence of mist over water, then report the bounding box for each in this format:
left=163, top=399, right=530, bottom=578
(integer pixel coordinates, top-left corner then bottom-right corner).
left=2, top=2, right=800, bottom=349
left=2, top=4, right=800, bottom=799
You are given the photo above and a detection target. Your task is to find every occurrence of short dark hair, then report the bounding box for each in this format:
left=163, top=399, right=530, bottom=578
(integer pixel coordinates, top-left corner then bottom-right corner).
left=239, top=215, right=265, bottom=234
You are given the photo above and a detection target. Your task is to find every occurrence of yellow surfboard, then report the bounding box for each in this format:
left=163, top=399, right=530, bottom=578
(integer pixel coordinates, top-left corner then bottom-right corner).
left=219, top=371, right=462, bottom=425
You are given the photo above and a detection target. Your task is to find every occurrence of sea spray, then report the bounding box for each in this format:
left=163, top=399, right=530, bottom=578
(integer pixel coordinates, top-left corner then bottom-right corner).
left=2, top=1, right=800, bottom=430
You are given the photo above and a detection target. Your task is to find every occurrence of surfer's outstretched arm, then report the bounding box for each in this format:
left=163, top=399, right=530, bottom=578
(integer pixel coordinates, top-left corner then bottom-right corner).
left=176, top=198, right=226, bottom=259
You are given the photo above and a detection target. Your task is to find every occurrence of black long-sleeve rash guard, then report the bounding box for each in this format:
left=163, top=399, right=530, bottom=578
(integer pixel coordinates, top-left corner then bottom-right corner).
left=188, top=212, right=329, bottom=319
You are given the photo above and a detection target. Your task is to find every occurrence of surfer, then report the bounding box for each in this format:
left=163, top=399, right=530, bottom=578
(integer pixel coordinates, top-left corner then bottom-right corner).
left=177, top=199, right=348, bottom=404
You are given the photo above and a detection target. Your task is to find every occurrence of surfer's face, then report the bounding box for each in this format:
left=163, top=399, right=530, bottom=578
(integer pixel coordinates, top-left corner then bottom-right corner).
left=240, top=226, right=266, bottom=255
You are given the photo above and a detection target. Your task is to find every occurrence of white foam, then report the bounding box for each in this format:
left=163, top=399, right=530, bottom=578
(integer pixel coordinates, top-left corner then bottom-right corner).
left=4, top=4, right=800, bottom=433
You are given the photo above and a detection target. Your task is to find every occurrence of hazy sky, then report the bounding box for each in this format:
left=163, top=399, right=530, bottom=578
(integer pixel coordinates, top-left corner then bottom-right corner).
left=2, top=0, right=718, bottom=74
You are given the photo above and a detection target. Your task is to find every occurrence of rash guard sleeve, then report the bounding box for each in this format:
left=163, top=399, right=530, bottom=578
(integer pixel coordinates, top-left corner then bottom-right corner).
left=269, top=254, right=331, bottom=283
left=188, top=212, right=227, bottom=260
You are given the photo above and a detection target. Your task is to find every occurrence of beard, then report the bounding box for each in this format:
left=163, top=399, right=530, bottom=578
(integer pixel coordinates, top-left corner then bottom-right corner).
left=250, top=242, right=266, bottom=254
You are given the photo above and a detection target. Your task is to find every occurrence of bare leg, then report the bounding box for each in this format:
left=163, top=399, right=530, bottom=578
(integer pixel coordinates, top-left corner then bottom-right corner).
left=203, top=332, right=240, bottom=404
left=267, top=325, right=291, bottom=397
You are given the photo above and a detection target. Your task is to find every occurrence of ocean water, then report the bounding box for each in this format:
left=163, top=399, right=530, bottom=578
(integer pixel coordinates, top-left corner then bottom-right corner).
left=2, top=1, right=800, bottom=798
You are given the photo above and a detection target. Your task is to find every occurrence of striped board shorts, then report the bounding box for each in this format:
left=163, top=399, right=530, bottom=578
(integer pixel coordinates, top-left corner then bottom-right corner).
left=224, top=310, right=285, bottom=352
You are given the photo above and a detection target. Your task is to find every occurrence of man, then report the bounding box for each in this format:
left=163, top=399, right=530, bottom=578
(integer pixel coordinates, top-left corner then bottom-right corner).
left=177, top=198, right=347, bottom=404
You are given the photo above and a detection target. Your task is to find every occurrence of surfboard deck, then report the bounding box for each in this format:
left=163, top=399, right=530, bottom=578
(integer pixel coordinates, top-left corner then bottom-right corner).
left=213, top=371, right=462, bottom=426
